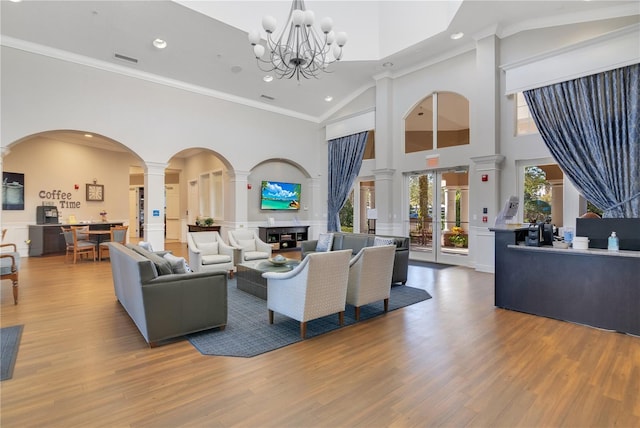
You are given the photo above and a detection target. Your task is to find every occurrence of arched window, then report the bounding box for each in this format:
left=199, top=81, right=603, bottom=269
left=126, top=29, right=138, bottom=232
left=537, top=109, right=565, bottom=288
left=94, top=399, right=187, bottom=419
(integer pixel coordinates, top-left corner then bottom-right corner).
left=405, top=92, right=469, bottom=153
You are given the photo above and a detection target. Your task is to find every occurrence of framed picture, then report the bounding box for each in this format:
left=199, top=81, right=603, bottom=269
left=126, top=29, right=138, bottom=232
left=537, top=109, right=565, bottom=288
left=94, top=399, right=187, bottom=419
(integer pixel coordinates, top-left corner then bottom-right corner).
left=86, top=183, right=104, bottom=201
left=2, top=172, right=25, bottom=210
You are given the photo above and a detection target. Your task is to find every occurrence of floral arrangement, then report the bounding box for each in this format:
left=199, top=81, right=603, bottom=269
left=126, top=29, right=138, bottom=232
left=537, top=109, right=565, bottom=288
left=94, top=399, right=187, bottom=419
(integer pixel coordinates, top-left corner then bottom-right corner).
left=449, top=226, right=467, bottom=247
left=99, top=210, right=107, bottom=217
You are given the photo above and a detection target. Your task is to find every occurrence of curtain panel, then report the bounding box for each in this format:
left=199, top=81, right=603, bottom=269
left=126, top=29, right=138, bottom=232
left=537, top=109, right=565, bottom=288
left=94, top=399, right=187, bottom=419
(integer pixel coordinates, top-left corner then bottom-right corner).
left=327, top=131, right=369, bottom=232
left=523, top=63, right=639, bottom=218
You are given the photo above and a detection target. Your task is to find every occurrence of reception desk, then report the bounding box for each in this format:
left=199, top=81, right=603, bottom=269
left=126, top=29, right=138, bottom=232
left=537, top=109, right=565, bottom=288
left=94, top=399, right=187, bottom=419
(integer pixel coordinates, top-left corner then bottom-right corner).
left=492, top=227, right=640, bottom=335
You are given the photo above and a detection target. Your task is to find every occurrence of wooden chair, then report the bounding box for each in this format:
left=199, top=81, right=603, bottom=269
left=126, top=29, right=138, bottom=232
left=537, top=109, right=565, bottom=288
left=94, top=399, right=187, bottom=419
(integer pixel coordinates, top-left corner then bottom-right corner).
left=62, top=228, right=97, bottom=263
left=99, top=225, right=128, bottom=260
left=1, top=243, right=20, bottom=304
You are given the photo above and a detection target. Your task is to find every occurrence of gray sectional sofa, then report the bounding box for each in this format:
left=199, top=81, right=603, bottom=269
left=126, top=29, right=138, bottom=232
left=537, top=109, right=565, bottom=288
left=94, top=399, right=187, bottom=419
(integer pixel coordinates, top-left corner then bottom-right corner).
left=301, top=232, right=410, bottom=285
left=108, top=242, right=228, bottom=347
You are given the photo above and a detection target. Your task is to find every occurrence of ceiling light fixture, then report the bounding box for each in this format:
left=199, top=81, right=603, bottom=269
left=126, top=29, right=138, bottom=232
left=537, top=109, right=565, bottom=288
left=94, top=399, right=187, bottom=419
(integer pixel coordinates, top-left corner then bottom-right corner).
left=263, top=75, right=274, bottom=82
left=450, top=32, right=464, bottom=40
left=152, top=38, right=167, bottom=49
left=382, top=61, right=393, bottom=68
left=324, top=96, right=333, bottom=102
left=248, top=0, right=348, bottom=81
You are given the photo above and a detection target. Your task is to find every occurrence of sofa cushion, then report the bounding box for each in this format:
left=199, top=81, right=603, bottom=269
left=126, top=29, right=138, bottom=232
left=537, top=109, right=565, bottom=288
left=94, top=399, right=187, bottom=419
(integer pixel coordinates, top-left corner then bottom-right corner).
left=238, top=239, right=256, bottom=252
left=315, top=233, right=334, bottom=252
left=128, top=244, right=173, bottom=276
left=202, top=254, right=232, bottom=265
left=198, top=242, right=218, bottom=256
left=342, top=234, right=368, bottom=255
left=373, top=236, right=396, bottom=246
left=163, top=253, right=190, bottom=274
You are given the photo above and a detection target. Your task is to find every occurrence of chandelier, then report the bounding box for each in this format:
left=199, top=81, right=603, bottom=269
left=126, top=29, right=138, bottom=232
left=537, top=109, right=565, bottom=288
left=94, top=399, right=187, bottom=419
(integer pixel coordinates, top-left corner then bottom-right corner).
left=248, top=0, right=348, bottom=81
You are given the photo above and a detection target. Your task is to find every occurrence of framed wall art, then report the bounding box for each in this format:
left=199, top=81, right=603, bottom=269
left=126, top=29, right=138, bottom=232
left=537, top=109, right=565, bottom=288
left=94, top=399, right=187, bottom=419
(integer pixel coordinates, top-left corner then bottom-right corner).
left=2, top=172, right=25, bottom=210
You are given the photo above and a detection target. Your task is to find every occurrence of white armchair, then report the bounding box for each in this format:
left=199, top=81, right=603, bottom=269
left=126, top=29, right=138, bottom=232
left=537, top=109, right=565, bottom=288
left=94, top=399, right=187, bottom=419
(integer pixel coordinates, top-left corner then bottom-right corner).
left=187, top=231, right=234, bottom=276
left=228, top=229, right=272, bottom=263
left=262, top=250, right=352, bottom=338
left=347, top=245, right=396, bottom=320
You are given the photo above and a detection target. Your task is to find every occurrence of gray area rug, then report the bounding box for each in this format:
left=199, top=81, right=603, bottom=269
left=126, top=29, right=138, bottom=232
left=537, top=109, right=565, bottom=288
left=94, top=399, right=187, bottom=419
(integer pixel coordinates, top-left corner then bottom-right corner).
left=1, top=324, right=24, bottom=381
left=188, top=280, right=431, bottom=358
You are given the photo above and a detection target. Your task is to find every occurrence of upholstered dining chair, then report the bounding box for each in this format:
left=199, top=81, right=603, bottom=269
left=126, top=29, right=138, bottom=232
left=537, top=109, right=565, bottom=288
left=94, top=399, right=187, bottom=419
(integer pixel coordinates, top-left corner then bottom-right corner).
left=262, top=249, right=352, bottom=339
left=228, top=229, right=272, bottom=264
left=187, top=231, right=235, bottom=276
left=99, top=225, right=128, bottom=261
left=62, top=228, right=97, bottom=263
left=346, top=244, right=396, bottom=320
left=1, top=242, right=20, bottom=304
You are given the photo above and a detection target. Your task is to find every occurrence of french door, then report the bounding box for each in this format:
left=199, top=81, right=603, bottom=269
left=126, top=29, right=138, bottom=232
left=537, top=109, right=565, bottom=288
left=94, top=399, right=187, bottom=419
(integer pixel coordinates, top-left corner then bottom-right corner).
left=405, top=168, right=469, bottom=266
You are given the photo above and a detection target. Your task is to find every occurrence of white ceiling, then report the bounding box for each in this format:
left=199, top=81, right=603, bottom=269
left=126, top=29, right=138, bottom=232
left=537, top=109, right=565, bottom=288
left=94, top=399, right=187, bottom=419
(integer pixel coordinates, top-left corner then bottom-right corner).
left=1, top=0, right=638, bottom=151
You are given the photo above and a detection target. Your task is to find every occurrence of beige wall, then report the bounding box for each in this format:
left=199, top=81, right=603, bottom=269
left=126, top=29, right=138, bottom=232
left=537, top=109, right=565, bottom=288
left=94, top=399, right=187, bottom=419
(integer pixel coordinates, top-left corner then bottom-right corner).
left=2, top=136, right=135, bottom=226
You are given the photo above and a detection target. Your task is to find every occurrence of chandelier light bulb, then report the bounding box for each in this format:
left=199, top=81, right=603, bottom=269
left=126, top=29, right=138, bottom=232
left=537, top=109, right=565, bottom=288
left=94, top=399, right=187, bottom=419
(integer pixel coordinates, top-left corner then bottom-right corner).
left=335, top=32, right=348, bottom=47
left=292, top=9, right=304, bottom=26
left=303, top=10, right=315, bottom=26
left=320, top=17, right=333, bottom=33
left=332, top=44, right=342, bottom=60
left=253, top=44, right=265, bottom=58
left=248, top=29, right=261, bottom=45
left=326, top=30, right=335, bottom=45
left=262, top=15, right=277, bottom=33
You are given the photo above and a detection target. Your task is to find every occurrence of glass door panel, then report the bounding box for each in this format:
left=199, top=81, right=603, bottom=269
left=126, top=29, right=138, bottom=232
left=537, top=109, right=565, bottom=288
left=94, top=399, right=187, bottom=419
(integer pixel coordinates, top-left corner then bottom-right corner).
left=407, top=172, right=435, bottom=262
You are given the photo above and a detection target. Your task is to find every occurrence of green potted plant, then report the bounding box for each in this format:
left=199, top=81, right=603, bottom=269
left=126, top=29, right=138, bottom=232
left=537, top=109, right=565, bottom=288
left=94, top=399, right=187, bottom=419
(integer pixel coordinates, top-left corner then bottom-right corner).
left=449, top=226, right=467, bottom=248
left=203, top=217, right=214, bottom=226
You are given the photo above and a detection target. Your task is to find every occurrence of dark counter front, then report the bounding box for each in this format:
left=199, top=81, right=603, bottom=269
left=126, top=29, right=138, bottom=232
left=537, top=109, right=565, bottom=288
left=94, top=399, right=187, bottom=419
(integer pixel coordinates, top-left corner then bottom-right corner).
left=492, top=227, right=640, bottom=336
left=29, top=222, right=124, bottom=256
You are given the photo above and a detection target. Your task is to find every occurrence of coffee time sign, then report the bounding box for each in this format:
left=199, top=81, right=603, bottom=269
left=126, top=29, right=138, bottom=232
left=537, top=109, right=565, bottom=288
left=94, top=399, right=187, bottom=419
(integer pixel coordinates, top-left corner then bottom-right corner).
left=39, top=189, right=81, bottom=209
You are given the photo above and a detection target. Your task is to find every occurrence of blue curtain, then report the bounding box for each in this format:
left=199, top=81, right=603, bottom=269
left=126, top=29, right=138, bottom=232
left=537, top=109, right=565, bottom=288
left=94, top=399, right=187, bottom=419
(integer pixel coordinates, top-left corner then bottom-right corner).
left=327, top=131, right=369, bottom=232
left=523, top=63, right=639, bottom=218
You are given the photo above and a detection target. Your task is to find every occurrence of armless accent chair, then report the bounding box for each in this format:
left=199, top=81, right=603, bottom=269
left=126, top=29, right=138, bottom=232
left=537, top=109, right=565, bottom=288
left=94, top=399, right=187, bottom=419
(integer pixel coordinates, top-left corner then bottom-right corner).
left=346, top=245, right=396, bottom=320
left=1, top=242, right=20, bottom=304
left=262, top=250, right=352, bottom=338
left=228, top=229, right=272, bottom=264
left=187, top=231, right=234, bottom=276
left=99, top=225, right=129, bottom=261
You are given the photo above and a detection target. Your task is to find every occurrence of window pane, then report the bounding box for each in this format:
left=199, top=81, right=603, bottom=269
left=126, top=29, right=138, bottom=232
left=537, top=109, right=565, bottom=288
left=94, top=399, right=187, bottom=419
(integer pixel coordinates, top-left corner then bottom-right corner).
left=516, top=92, right=538, bottom=135
left=405, top=95, right=434, bottom=153
left=437, top=92, right=469, bottom=148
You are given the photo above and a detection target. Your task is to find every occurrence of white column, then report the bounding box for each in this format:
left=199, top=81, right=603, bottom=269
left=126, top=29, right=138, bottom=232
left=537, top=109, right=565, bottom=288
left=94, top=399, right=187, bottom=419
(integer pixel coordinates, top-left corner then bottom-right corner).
left=144, top=161, right=168, bottom=251
left=228, top=170, right=250, bottom=230
left=307, top=176, right=323, bottom=238
left=460, top=186, right=469, bottom=230
left=444, top=186, right=457, bottom=231
left=548, top=179, right=564, bottom=226
left=372, top=168, right=395, bottom=235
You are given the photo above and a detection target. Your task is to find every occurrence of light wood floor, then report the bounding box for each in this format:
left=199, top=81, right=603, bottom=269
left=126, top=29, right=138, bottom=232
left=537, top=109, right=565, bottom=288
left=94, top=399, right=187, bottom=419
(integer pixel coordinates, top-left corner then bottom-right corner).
left=1, top=242, right=639, bottom=427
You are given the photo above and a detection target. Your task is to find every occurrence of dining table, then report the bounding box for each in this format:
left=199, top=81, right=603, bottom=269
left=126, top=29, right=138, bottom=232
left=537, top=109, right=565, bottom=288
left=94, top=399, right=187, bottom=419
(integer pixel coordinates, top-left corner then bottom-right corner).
left=86, top=230, right=111, bottom=246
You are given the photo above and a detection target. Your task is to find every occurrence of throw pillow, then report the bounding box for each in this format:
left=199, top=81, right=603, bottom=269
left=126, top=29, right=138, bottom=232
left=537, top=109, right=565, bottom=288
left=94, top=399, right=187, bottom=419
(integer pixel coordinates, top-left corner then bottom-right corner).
left=131, top=244, right=173, bottom=276
left=373, top=236, right=396, bottom=247
left=315, top=233, right=334, bottom=252
left=238, top=239, right=256, bottom=252
left=163, top=253, right=190, bottom=274
left=198, top=242, right=218, bottom=255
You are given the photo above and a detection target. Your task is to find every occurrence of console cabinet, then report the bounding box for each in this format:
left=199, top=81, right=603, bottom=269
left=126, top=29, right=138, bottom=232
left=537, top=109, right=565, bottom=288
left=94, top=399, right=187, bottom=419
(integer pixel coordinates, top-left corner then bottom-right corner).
left=259, top=226, right=309, bottom=252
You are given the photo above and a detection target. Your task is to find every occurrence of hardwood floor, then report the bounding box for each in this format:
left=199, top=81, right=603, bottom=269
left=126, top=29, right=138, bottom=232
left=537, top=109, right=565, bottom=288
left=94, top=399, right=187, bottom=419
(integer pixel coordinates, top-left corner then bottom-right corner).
left=1, top=242, right=639, bottom=427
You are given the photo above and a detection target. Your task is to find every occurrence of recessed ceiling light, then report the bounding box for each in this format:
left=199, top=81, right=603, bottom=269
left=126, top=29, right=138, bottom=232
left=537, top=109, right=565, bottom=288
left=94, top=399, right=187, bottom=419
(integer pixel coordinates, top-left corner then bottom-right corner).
left=263, top=75, right=274, bottom=82
left=152, top=38, right=167, bottom=49
left=84, top=134, right=93, bottom=138
left=231, top=65, right=242, bottom=73
left=9, top=0, right=22, bottom=3
left=382, top=62, right=393, bottom=68
left=324, top=96, right=333, bottom=102
left=450, top=32, right=464, bottom=40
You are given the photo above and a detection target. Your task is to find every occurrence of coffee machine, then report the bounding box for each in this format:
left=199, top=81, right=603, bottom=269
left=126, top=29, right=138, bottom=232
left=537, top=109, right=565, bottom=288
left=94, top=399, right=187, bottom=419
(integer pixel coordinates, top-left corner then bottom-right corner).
left=36, top=205, right=59, bottom=224
left=525, top=222, right=554, bottom=246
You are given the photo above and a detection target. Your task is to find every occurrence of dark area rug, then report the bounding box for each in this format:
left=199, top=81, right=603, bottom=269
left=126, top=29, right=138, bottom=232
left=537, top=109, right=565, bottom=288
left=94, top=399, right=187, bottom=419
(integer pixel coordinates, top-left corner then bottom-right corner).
left=188, top=280, right=431, bottom=358
left=409, top=260, right=453, bottom=270
left=1, top=324, right=24, bottom=381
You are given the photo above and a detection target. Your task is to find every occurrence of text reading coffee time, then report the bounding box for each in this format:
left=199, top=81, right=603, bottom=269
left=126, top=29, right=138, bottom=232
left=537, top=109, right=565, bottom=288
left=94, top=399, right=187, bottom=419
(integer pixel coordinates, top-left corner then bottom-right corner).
left=39, top=189, right=81, bottom=208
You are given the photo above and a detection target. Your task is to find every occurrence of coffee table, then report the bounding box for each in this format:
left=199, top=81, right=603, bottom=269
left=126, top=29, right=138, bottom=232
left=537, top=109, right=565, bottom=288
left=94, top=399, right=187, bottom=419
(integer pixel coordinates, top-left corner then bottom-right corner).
left=236, top=258, right=300, bottom=300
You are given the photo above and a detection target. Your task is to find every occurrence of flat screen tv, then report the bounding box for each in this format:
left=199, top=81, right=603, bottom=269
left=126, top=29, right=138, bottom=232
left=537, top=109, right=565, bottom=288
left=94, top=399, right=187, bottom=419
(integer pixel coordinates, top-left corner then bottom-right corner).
left=260, top=180, right=301, bottom=210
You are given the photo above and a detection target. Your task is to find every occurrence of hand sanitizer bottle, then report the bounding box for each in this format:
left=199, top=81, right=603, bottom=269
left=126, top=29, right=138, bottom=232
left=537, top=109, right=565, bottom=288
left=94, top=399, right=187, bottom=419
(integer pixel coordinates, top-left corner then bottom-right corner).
left=608, top=231, right=619, bottom=252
